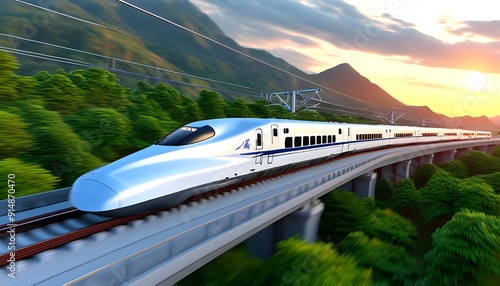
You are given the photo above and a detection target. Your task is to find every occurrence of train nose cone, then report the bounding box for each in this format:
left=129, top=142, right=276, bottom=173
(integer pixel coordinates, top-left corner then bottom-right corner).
left=69, top=179, right=120, bottom=212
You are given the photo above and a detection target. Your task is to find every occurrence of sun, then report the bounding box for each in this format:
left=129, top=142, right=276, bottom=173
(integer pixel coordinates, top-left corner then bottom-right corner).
left=466, top=71, right=487, bottom=91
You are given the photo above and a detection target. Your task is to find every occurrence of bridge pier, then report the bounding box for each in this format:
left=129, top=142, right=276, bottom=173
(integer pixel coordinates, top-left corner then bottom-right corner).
left=434, top=149, right=456, bottom=165
left=486, top=144, right=497, bottom=154
left=455, top=147, right=472, bottom=160
left=353, top=171, right=377, bottom=198
left=247, top=199, right=324, bottom=259
left=473, top=145, right=488, bottom=153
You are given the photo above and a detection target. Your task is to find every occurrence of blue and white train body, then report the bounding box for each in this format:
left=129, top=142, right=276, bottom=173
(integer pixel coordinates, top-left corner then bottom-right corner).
left=69, top=118, right=491, bottom=216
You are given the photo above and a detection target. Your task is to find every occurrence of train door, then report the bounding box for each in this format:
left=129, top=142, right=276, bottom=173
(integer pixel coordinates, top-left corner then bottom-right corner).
left=268, top=124, right=278, bottom=164
left=255, top=128, right=263, bottom=165
left=347, top=127, right=351, bottom=151
left=339, top=127, right=345, bottom=152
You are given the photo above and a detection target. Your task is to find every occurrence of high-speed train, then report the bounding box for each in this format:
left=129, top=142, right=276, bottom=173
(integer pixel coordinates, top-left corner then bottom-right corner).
left=69, top=118, right=491, bottom=216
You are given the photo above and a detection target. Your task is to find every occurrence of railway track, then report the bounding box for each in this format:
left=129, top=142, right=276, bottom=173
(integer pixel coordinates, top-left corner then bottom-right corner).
left=0, top=148, right=357, bottom=266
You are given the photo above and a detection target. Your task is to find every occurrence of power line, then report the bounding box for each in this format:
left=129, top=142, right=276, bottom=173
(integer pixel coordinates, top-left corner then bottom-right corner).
left=13, top=0, right=313, bottom=90
left=0, top=46, right=265, bottom=99
left=0, top=34, right=263, bottom=93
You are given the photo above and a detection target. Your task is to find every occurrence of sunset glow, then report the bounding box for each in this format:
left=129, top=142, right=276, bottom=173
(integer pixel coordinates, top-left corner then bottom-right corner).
left=191, top=0, right=500, bottom=118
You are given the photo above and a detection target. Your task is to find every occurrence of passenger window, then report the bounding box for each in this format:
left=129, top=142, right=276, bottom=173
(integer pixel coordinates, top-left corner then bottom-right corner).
left=339, top=128, right=342, bottom=134
left=285, top=137, right=292, bottom=148
left=322, top=135, right=327, bottom=143
left=317, top=136, right=321, bottom=144
left=303, top=136, right=309, bottom=146
left=328, top=135, right=332, bottom=143
left=294, top=136, right=302, bottom=147
left=310, top=136, right=316, bottom=145
left=332, top=135, right=336, bottom=142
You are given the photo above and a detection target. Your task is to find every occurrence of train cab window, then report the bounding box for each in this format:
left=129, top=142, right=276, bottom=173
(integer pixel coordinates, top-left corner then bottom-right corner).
left=339, top=128, right=342, bottom=134
left=317, top=136, right=321, bottom=144
left=156, top=125, right=215, bottom=146
left=256, top=132, right=263, bottom=149
left=303, top=136, right=309, bottom=146
left=294, top=136, right=302, bottom=147
left=310, top=136, right=316, bottom=145
left=285, top=137, right=293, bottom=148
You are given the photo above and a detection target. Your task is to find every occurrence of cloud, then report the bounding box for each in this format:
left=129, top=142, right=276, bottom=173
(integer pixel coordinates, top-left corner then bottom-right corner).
left=402, top=76, right=465, bottom=92
left=191, top=0, right=500, bottom=73
left=446, top=20, right=500, bottom=40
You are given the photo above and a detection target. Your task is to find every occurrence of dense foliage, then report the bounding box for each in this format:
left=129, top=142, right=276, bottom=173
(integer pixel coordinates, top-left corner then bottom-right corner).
left=0, top=51, right=372, bottom=199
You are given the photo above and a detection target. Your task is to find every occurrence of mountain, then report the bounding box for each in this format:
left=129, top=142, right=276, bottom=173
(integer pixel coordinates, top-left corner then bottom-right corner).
left=490, top=116, right=500, bottom=126
left=0, top=0, right=497, bottom=130
left=310, top=63, right=406, bottom=109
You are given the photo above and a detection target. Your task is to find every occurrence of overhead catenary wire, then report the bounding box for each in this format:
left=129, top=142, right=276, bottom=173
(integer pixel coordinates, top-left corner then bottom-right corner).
left=13, top=0, right=314, bottom=90
left=0, top=33, right=263, bottom=93
left=0, top=46, right=265, bottom=99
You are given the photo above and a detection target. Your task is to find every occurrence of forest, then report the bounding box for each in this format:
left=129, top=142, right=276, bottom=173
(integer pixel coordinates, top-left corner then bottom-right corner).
left=0, top=50, right=372, bottom=199
left=2, top=50, right=500, bottom=285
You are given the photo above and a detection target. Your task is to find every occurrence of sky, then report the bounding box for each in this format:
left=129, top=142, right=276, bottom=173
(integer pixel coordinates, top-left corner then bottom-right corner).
left=190, top=0, right=500, bottom=118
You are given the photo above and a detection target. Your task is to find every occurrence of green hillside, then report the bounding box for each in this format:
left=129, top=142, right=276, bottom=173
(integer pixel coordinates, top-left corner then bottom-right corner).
left=0, top=0, right=309, bottom=98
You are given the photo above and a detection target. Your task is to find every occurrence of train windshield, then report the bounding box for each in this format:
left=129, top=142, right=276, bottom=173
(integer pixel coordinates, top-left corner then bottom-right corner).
left=156, top=125, right=215, bottom=146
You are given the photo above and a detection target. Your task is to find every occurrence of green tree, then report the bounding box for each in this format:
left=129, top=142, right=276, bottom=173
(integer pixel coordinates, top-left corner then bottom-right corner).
left=197, top=89, right=227, bottom=119
left=459, top=150, right=500, bottom=176
left=440, top=159, right=468, bottom=179
left=247, top=99, right=273, bottom=118
left=294, top=110, right=324, bottom=121
left=0, top=158, right=58, bottom=199
left=410, top=163, right=437, bottom=189
left=374, top=179, right=393, bottom=204
left=181, top=95, right=203, bottom=123
left=35, top=71, right=85, bottom=114
left=262, top=238, right=373, bottom=286
left=390, top=178, right=419, bottom=216
left=66, top=108, right=131, bottom=161
left=419, top=210, right=500, bottom=286
left=131, top=115, right=167, bottom=148
left=146, top=83, right=186, bottom=122
left=19, top=105, right=103, bottom=187
left=419, top=169, right=462, bottom=223
left=226, top=98, right=253, bottom=118
left=339, top=231, right=418, bottom=286
left=178, top=247, right=265, bottom=286
left=0, top=51, right=20, bottom=103
left=455, top=177, right=500, bottom=216
left=67, top=68, right=130, bottom=110
left=477, top=172, right=500, bottom=194
left=491, top=145, right=500, bottom=158
left=268, top=104, right=292, bottom=119
left=319, top=189, right=371, bottom=243
left=0, top=111, right=33, bottom=159
left=361, top=208, right=418, bottom=251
